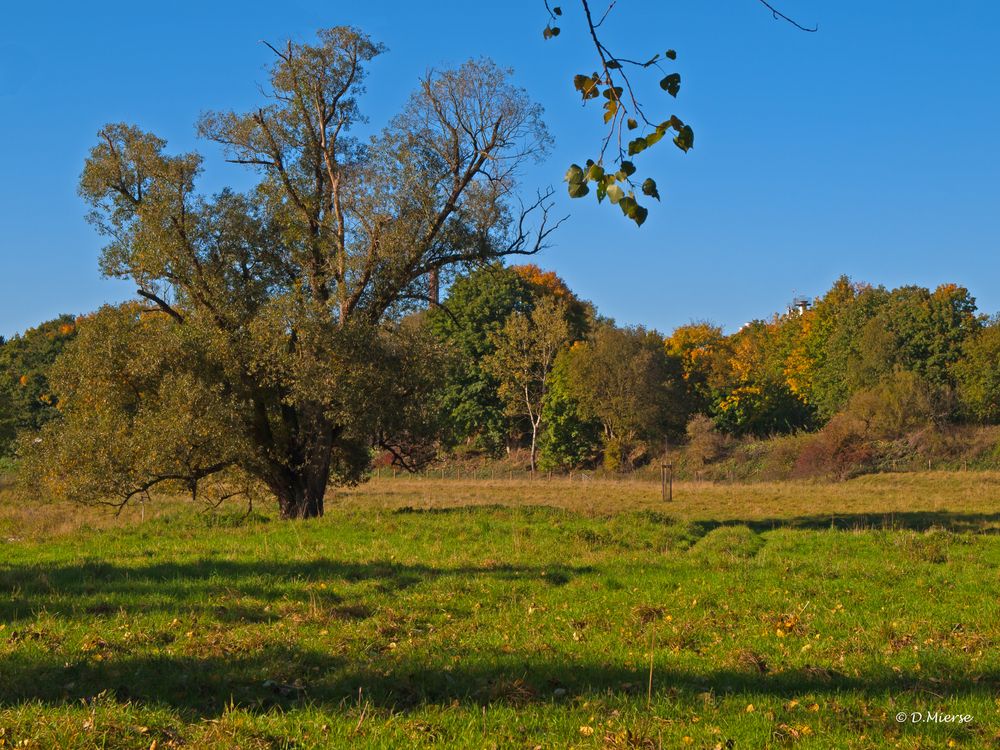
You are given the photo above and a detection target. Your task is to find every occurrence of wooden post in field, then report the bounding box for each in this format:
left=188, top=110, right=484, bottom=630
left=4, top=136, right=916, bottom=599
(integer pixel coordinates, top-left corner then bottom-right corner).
left=661, top=437, right=673, bottom=502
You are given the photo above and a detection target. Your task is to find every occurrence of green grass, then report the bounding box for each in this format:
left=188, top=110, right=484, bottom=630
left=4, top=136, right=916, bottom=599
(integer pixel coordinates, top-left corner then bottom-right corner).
left=1, top=479, right=999, bottom=748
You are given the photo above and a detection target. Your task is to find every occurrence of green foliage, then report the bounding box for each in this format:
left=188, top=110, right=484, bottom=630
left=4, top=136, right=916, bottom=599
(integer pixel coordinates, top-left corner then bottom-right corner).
left=428, top=264, right=592, bottom=458
left=562, top=324, right=687, bottom=470
left=562, top=112, right=691, bottom=226
left=537, top=350, right=601, bottom=470
left=369, top=314, right=458, bottom=470
left=711, top=381, right=815, bottom=438
left=0, top=315, right=77, bottom=456
left=19, top=305, right=263, bottom=508
left=952, top=318, right=1000, bottom=423
left=428, top=266, right=535, bottom=453
left=482, top=296, right=572, bottom=470
left=842, top=370, right=943, bottom=439
left=804, top=282, right=979, bottom=417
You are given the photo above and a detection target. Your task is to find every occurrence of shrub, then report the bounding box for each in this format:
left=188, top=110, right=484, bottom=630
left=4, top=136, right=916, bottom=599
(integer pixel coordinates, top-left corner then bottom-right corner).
left=842, top=371, right=942, bottom=439
left=684, top=414, right=726, bottom=466
left=792, top=414, right=875, bottom=479
left=757, top=432, right=810, bottom=480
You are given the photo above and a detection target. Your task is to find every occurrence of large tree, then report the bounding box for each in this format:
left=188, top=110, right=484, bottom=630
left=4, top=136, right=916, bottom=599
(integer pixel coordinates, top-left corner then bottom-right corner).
left=26, top=28, right=554, bottom=518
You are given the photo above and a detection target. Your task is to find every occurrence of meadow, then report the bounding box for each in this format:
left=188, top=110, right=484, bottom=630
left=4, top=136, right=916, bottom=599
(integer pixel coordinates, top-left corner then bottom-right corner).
left=1, top=473, right=998, bottom=748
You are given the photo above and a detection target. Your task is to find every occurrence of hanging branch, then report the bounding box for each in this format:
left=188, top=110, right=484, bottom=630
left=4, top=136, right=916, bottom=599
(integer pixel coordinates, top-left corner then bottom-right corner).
left=541, top=0, right=816, bottom=226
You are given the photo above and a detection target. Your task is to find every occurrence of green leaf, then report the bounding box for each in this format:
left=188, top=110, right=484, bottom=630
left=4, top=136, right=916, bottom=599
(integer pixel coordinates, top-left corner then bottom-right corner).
left=618, top=160, right=636, bottom=177
left=573, top=74, right=600, bottom=99
left=627, top=118, right=638, bottom=130
left=606, top=184, right=625, bottom=204
left=619, top=196, right=648, bottom=226
left=645, top=129, right=664, bottom=147
left=585, top=163, right=605, bottom=182
left=673, top=124, right=694, bottom=152
left=641, top=178, right=660, bottom=200
left=627, top=137, right=647, bottom=156
left=543, top=25, right=560, bottom=39
left=567, top=181, right=589, bottom=199
left=606, top=60, right=622, bottom=69
left=603, top=99, right=618, bottom=123
left=553, top=6, right=562, bottom=15
left=564, top=164, right=585, bottom=184
left=666, top=49, right=677, bottom=60
left=660, top=73, right=681, bottom=97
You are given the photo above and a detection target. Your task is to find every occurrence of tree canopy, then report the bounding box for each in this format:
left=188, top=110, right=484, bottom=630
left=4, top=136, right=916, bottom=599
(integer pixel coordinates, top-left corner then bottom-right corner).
left=23, top=27, right=555, bottom=518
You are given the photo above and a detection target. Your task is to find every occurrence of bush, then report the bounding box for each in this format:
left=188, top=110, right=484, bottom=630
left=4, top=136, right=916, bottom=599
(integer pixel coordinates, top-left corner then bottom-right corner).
left=684, top=414, right=726, bottom=466
left=843, top=371, right=943, bottom=439
left=757, top=432, right=810, bottom=480
left=792, top=414, right=875, bottom=479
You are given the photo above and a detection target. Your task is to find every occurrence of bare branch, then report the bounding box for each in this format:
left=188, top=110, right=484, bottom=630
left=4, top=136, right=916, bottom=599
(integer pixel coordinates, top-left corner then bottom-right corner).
left=136, top=288, right=184, bottom=323
left=757, top=0, right=818, bottom=32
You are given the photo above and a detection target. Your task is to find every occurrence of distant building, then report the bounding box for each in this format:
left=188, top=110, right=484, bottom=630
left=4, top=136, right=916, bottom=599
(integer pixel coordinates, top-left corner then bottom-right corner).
left=788, top=296, right=810, bottom=316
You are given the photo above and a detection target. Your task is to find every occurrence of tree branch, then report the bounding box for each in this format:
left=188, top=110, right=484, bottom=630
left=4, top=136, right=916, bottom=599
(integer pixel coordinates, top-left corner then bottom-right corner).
left=136, top=288, right=185, bottom=323
left=756, top=0, right=818, bottom=32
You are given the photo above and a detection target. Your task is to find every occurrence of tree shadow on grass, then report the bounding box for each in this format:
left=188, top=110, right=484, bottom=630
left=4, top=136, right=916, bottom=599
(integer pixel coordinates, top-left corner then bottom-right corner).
left=0, top=558, right=592, bottom=624
left=2, top=647, right=997, bottom=719
left=391, top=504, right=1000, bottom=534
left=693, top=511, right=1000, bottom=535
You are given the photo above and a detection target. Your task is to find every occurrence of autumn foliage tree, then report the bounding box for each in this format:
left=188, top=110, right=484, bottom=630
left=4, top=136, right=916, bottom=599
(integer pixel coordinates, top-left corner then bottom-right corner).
left=23, top=28, right=554, bottom=518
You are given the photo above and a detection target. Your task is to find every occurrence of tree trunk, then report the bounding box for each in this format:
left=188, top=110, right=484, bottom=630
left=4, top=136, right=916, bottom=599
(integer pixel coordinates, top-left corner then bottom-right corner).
left=269, top=418, right=336, bottom=519
left=273, top=464, right=329, bottom=519
left=428, top=268, right=440, bottom=307
left=529, top=417, right=539, bottom=473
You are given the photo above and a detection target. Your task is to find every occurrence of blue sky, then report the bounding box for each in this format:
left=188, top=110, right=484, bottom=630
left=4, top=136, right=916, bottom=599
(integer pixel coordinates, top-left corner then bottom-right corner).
left=2, top=1, right=998, bottom=338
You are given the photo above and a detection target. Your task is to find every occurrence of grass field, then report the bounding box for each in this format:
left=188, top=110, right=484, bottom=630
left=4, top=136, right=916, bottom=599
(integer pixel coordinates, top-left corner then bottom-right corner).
left=1, top=473, right=998, bottom=748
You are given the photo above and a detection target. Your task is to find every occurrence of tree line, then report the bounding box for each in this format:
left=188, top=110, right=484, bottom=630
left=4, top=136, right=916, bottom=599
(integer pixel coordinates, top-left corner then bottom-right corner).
left=420, top=267, right=1000, bottom=474
left=5, top=267, right=1000, bottom=494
